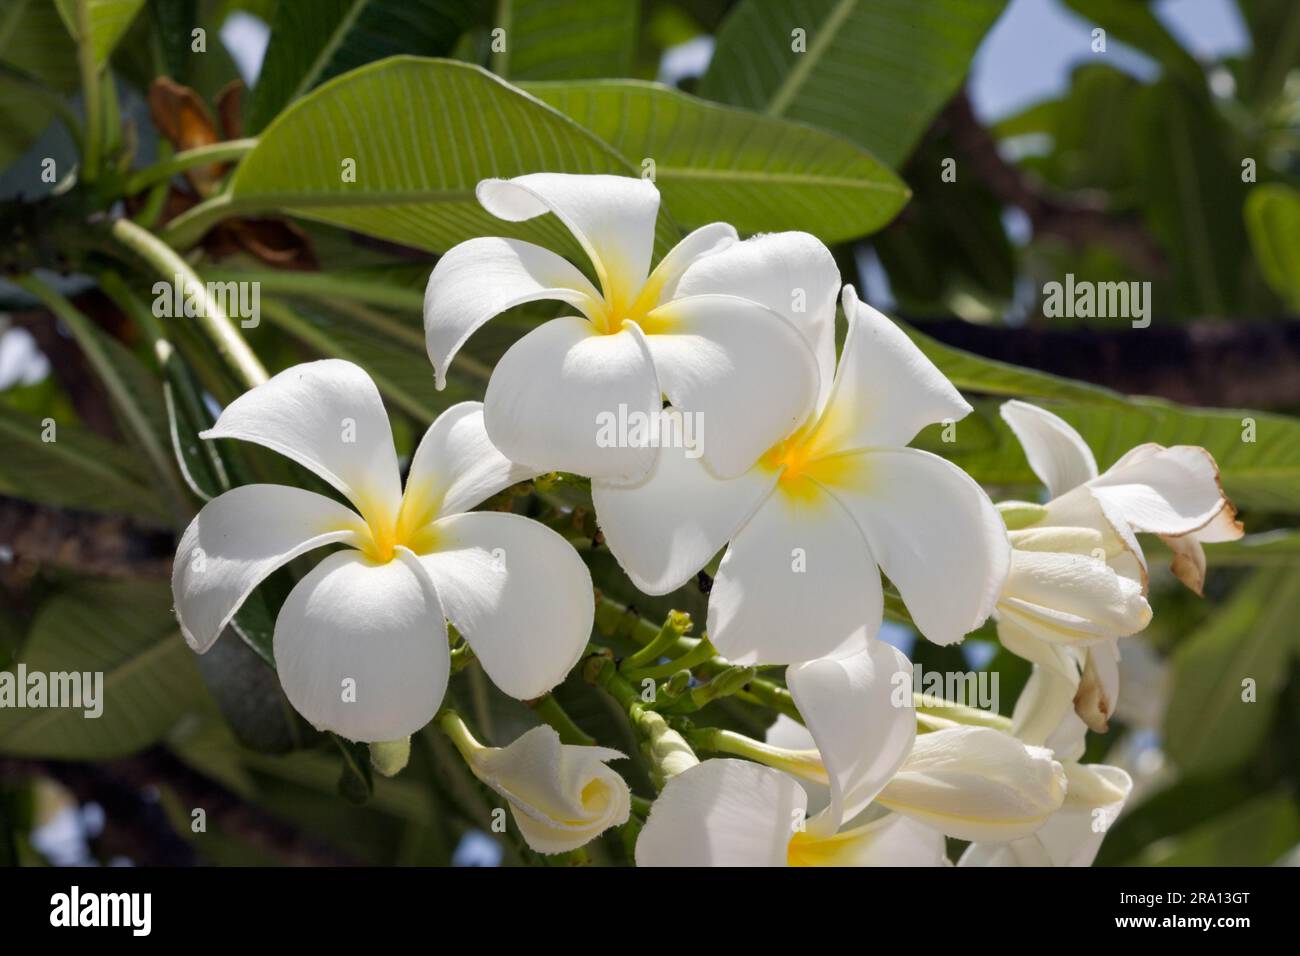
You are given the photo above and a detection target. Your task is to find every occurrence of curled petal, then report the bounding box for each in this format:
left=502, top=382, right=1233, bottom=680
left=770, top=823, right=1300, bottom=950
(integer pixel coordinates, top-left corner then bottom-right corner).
left=202, top=360, right=402, bottom=529
left=469, top=726, right=629, bottom=854
left=828, top=448, right=1011, bottom=646
left=708, top=484, right=882, bottom=666
left=674, top=231, right=841, bottom=408
left=998, top=549, right=1152, bottom=644
left=1088, top=443, right=1242, bottom=539
left=592, top=440, right=777, bottom=595
left=483, top=316, right=660, bottom=482
left=643, top=293, right=820, bottom=478
left=477, top=173, right=660, bottom=303
left=423, top=237, right=602, bottom=389
left=401, top=402, right=538, bottom=530
left=1000, top=400, right=1098, bottom=497
left=877, top=726, right=1067, bottom=843
left=809, top=286, right=971, bottom=451
left=636, top=759, right=806, bottom=867
left=788, top=642, right=917, bottom=835
left=273, top=550, right=449, bottom=742
left=173, top=484, right=365, bottom=652
left=416, top=512, right=592, bottom=700
left=642, top=222, right=738, bottom=305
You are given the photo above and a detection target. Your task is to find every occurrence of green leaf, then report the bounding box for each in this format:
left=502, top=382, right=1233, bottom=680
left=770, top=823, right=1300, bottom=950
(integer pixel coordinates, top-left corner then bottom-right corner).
left=1244, top=183, right=1300, bottom=311
left=1, top=0, right=79, bottom=90
left=261, top=299, right=480, bottom=421
left=698, top=0, right=1005, bottom=168
left=525, top=79, right=909, bottom=242
left=1137, top=792, right=1300, bottom=866
left=0, top=404, right=166, bottom=520
left=1060, top=0, right=1203, bottom=81
left=0, top=581, right=211, bottom=759
left=54, top=0, right=146, bottom=66
left=495, top=0, right=637, bottom=80
left=229, top=57, right=677, bottom=255
left=246, top=0, right=481, bottom=133
left=1187, top=530, right=1300, bottom=567
left=1238, top=0, right=1300, bottom=107
left=1163, top=569, right=1300, bottom=777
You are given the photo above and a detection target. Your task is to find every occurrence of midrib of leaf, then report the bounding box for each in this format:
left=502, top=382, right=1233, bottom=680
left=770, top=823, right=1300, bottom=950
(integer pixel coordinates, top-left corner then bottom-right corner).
left=492, top=0, right=512, bottom=76
left=654, top=164, right=903, bottom=192
left=765, top=0, right=858, bottom=118
left=2, top=633, right=184, bottom=747
left=288, top=0, right=372, bottom=106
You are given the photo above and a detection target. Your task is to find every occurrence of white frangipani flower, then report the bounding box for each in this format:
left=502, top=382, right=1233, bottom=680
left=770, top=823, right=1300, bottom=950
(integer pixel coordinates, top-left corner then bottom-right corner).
left=172, top=360, right=593, bottom=743
left=635, top=642, right=1066, bottom=866
left=596, top=284, right=1010, bottom=664
left=996, top=400, right=1242, bottom=730
left=423, top=173, right=821, bottom=482
left=959, top=668, right=1132, bottom=867
left=446, top=721, right=630, bottom=854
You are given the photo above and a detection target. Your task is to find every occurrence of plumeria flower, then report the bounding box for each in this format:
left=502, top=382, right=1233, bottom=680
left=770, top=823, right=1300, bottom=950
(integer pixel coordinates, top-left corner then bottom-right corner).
left=996, top=400, right=1242, bottom=730
left=423, top=173, right=821, bottom=482
left=596, top=282, right=1010, bottom=664
left=442, top=719, right=630, bottom=854
left=960, top=668, right=1132, bottom=867
left=172, top=360, right=593, bottom=743
left=635, top=642, right=1066, bottom=866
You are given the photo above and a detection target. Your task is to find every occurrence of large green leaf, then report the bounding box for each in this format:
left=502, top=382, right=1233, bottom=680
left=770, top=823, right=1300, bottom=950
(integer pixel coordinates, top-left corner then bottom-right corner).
left=698, top=0, right=1005, bottom=168
left=1137, top=792, right=1300, bottom=866
left=0, top=404, right=166, bottom=519
left=0, top=0, right=79, bottom=89
left=1163, top=569, right=1300, bottom=777
left=0, top=581, right=210, bottom=759
left=525, top=79, right=909, bottom=242
left=1244, top=184, right=1300, bottom=312
left=495, top=0, right=638, bottom=81
left=246, top=0, right=481, bottom=133
left=54, top=0, right=146, bottom=66
left=228, top=57, right=677, bottom=255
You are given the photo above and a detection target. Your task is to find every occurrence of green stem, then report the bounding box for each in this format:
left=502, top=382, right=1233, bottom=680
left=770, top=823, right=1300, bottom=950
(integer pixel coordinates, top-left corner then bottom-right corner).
left=123, top=139, right=258, bottom=194
left=438, top=710, right=486, bottom=763
left=585, top=654, right=698, bottom=788
left=529, top=694, right=595, bottom=747
left=687, top=726, right=827, bottom=785
left=620, top=610, right=693, bottom=671
left=159, top=192, right=242, bottom=249
left=14, top=274, right=189, bottom=520
left=109, top=216, right=269, bottom=389
left=622, top=636, right=716, bottom=681
left=74, top=0, right=100, bottom=182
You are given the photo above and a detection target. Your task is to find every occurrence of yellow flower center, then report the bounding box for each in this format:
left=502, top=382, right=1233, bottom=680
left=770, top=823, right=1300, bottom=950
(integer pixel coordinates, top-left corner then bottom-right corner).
left=759, top=422, right=863, bottom=500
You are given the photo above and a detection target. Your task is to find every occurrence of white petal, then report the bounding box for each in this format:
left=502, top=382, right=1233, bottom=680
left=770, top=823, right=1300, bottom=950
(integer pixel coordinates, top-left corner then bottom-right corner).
left=997, top=548, right=1152, bottom=643
left=968, top=764, right=1131, bottom=867
left=173, top=484, right=366, bottom=652
left=202, top=360, right=402, bottom=529
left=477, top=173, right=660, bottom=304
left=809, top=286, right=971, bottom=451
left=636, top=759, right=805, bottom=867
left=708, top=484, right=882, bottom=666
left=401, top=402, right=538, bottom=532
left=877, top=726, right=1067, bottom=842
left=423, top=237, right=602, bottom=389
left=788, top=642, right=917, bottom=835
left=642, top=293, right=820, bottom=478
left=642, top=222, right=738, bottom=305
left=592, top=440, right=777, bottom=595
left=470, top=725, right=629, bottom=855
left=1008, top=663, right=1079, bottom=750
left=792, top=813, right=949, bottom=866
left=828, top=448, right=1010, bottom=646
left=674, top=231, right=841, bottom=408
left=1000, top=400, right=1098, bottom=497
left=273, top=550, right=448, bottom=742
left=416, top=512, right=592, bottom=700
left=483, top=316, right=660, bottom=481
left=1088, top=444, right=1239, bottom=538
